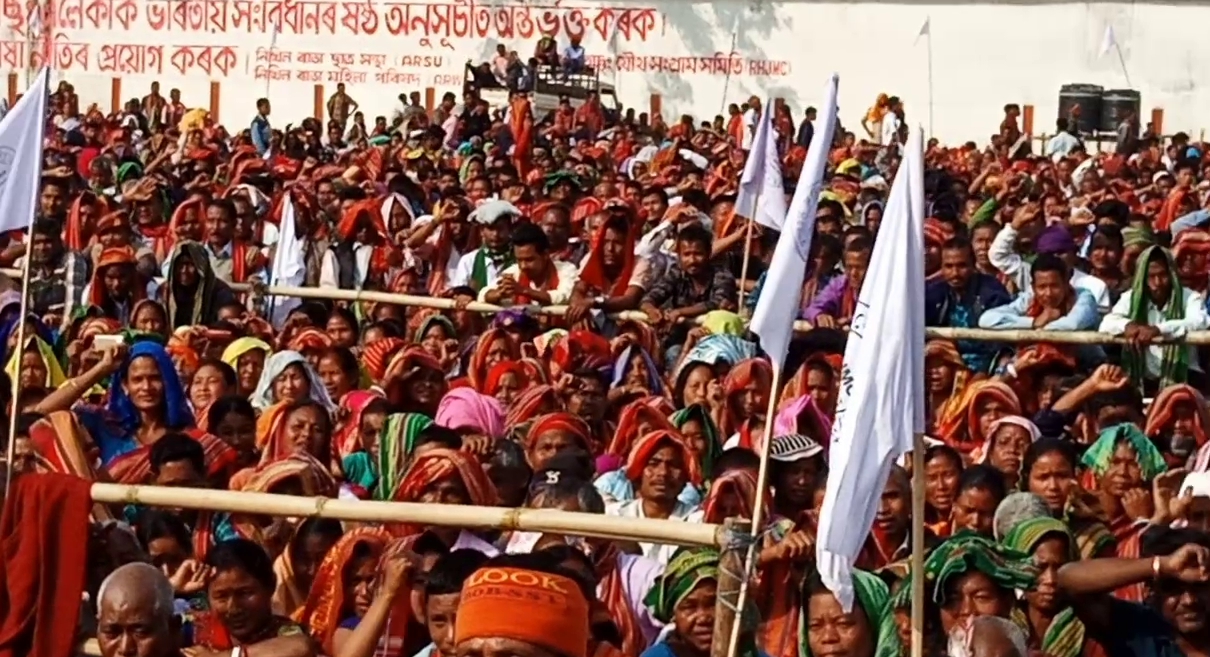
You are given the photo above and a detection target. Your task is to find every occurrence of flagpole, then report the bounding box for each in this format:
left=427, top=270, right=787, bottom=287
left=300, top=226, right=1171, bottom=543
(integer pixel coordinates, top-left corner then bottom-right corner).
left=736, top=215, right=757, bottom=314
left=1113, top=42, right=1133, bottom=88
left=910, top=432, right=926, bottom=657
left=723, top=365, right=783, bottom=657
left=926, top=30, right=934, bottom=139
left=3, top=217, right=34, bottom=499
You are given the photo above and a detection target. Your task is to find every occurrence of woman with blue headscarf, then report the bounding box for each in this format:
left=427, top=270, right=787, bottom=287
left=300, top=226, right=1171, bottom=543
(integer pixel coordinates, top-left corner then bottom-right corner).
left=33, top=340, right=236, bottom=484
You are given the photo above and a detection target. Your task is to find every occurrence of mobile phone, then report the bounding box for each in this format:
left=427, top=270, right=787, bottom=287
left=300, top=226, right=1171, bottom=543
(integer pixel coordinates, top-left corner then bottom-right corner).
left=92, top=334, right=124, bottom=350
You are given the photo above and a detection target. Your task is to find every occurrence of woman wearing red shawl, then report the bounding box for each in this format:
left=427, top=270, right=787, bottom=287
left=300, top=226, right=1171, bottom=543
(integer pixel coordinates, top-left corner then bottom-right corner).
left=1145, top=384, right=1210, bottom=467
left=604, top=396, right=678, bottom=462
left=462, top=328, right=518, bottom=391
left=1156, top=186, right=1196, bottom=232
left=386, top=447, right=499, bottom=537
left=510, top=92, right=534, bottom=178
left=88, top=246, right=146, bottom=324
left=483, top=361, right=529, bottom=408
left=254, top=400, right=333, bottom=465
left=382, top=347, right=448, bottom=416
left=725, top=107, right=745, bottom=145
left=166, top=196, right=206, bottom=254
left=27, top=410, right=116, bottom=520
left=777, top=354, right=840, bottom=412
left=934, top=380, right=1021, bottom=457
left=524, top=412, right=593, bottom=470
left=1010, top=343, right=1077, bottom=415
left=362, top=336, right=407, bottom=384
left=925, top=340, right=979, bottom=433
left=721, top=358, right=773, bottom=437
left=702, top=468, right=765, bottom=524
left=64, top=191, right=107, bottom=251
left=296, top=527, right=413, bottom=657
left=333, top=390, right=387, bottom=459
left=505, top=384, right=562, bottom=429
left=287, top=326, right=333, bottom=369
left=227, top=452, right=339, bottom=552
left=1173, top=228, right=1210, bottom=294
left=572, top=211, right=644, bottom=315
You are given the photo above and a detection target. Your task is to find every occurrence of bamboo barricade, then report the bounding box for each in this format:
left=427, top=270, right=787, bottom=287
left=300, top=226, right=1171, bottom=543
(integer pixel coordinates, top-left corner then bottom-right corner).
left=89, top=483, right=725, bottom=548
left=0, top=262, right=1196, bottom=344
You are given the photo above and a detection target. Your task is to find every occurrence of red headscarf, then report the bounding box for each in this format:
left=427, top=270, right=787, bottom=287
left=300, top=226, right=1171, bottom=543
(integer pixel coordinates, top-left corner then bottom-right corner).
left=468, top=329, right=518, bottom=391
left=484, top=361, right=529, bottom=399
left=605, top=396, right=678, bottom=459
left=524, top=412, right=593, bottom=452
left=388, top=448, right=498, bottom=535
left=505, top=385, right=563, bottom=427
left=334, top=390, right=385, bottom=459
left=336, top=199, right=398, bottom=280
left=722, top=358, right=773, bottom=435
left=89, top=246, right=143, bottom=307
left=623, top=430, right=702, bottom=487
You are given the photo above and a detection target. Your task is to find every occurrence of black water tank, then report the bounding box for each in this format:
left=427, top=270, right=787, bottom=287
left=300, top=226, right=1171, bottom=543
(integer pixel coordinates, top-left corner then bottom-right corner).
left=1100, top=89, right=1141, bottom=132
left=1058, top=83, right=1103, bottom=134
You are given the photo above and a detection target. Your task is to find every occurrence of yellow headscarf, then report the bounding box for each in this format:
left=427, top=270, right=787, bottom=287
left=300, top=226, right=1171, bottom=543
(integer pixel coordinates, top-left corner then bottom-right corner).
left=221, top=336, right=273, bottom=370
left=6, top=336, right=66, bottom=389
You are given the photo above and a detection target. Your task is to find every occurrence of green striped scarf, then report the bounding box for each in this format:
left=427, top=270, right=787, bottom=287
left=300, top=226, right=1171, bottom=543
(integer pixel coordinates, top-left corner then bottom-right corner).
left=1124, top=246, right=1188, bottom=389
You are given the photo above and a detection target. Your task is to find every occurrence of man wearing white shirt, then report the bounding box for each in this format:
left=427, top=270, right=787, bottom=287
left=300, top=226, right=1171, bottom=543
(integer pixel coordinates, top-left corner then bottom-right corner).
left=1046, top=118, right=1082, bottom=160
left=451, top=199, right=521, bottom=292
left=741, top=96, right=760, bottom=150
left=1100, top=246, right=1210, bottom=390
left=880, top=97, right=903, bottom=146
left=989, top=218, right=1111, bottom=312
left=480, top=222, right=579, bottom=305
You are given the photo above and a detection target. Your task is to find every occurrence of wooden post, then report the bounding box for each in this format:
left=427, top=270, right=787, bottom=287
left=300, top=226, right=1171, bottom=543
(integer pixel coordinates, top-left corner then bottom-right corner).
left=6, top=73, right=15, bottom=106
left=1022, top=104, right=1034, bottom=140
left=1151, top=107, right=1164, bottom=137
left=109, top=78, right=121, bottom=114
left=313, top=84, right=324, bottom=122
left=424, top=87, right=435, bottom=113
left=650, top=93, right=661, bottom=119
left=710, top=518, right=751, bottom=657
left=208, top=81, right=220, bottom=123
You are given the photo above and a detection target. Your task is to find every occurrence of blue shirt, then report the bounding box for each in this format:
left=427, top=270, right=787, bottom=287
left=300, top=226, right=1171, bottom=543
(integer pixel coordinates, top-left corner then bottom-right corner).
left=251, top=114, right=272, bottom=154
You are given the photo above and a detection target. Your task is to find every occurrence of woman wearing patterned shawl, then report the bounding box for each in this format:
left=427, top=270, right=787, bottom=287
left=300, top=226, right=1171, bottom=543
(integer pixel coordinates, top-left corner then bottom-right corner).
left=361, top=336, right=408, bottom=384
left=254, top=399, right=333, bottom=465
left=1109, top=245, right=1197, bottom=391
left=701, top=468, right=764, bottom=525
left=720, top=358, right=773, bottom=438
left=413, top=313, right=458, bottom=364
left=1001, top=517, right=1107, bottom=657
left=461, top=328, right=518, bottom=391
left=925, top=340, right=978, bottom=432
left=1010, top=344, right=1078, bottom=416
left=385, top=447, right=498, bottom=538
left=672, top=404, right=722, bottom=480
left=54, top=341, right=236, bottom=484
left=86, top=245, right=147, bottom=324
left=777, top=355, right=840, bottom=414
left=1144, top=384, right=1210, bottom=467
left=333, top=390, right=387, bottom=460
left=892, top=532, right=1037, bottom=648
left=270, top=518, right=343, bottom=617
left=505, top=384, right=563, bottom=429
left=935, top=380, right=1021, bottom=456
left=294, top=527, right=407, bottom=656
left=27, top=410, right=116, bottom=520
left=643, top=548, right=758, bottom=657
left=381, top=347, right=447, bottom=417
left=374, top=412, right=434, bottom=501
left=286, top=327, right=333, bottom=369
left=612, top=344, right=666, bottom=400
left=523, top=412, right=593, bottom=471
left=483, top=361, right=530, bottom=408
left=227, top=452, right=339, bottom=553
left=1173, top=227, right=1210, bottom=294
left=979, top=415, right=1041, bottom=489
left=800, top=569, right=901, bottom=657
left=604, top=396, right=679, bottom=462
left=1079, top=422, right=1168, bottom=601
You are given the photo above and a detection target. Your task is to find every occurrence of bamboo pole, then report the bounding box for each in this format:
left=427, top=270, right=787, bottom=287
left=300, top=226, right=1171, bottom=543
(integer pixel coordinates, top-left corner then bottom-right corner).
left=3, top=265, right=1203, bottom=344
left=711, top=517, right=751, bottom=657
left=910, top=434, right=926, bottom=657
left=89, top=483, right=724, bottom=547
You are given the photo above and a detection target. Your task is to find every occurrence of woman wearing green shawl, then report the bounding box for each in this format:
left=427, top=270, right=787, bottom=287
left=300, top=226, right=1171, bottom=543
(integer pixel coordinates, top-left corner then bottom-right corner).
left=359, top=412, right=433, bottom=501
left=892, top=531, right=1037, bottom=651
left=1001, top=517, right=1101, bottom=657
left=1079, top=422, right=1168, bottom=601
left=641, top=547, right=762, bottom=657
left=1103, top=245, right=1204, bottom=391
left=671, top=404, right=721, bottom=479
left=801, top=568, right=901, bottom=657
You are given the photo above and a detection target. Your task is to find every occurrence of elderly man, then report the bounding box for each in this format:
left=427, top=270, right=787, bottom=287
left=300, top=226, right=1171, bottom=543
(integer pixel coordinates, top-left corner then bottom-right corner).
left=95, top=563, right=182, bottom=657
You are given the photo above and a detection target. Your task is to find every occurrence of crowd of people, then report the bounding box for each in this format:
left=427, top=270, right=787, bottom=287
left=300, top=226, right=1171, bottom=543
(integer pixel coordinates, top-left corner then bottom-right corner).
left=6, top=65, right=1210, bottom=657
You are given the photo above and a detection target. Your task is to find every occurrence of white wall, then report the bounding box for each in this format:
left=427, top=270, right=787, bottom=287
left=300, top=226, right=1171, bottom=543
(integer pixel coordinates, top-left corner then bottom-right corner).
left=6, top=1, right=1210, bottom=142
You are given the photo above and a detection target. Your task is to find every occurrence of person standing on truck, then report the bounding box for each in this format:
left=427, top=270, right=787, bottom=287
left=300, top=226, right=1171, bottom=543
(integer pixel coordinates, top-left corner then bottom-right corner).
left=562, top=34, right=586, bottom=76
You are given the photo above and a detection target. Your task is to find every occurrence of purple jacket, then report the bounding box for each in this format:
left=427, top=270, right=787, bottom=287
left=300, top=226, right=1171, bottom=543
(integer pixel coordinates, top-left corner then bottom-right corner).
left=802, top=275, right=850, bottom=321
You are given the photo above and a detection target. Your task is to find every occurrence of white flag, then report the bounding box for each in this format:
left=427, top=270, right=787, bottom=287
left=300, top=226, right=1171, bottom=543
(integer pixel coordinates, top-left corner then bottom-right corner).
left=749, top=75, right=838, bottom=372
left=815, top=126, right=927, bottom=612
left=1099, top=24, right=1117, bottom=58
left=267, top=193, right=305, bottom=326
left=915, top=17, right=930, bottom=44
left=0, top=67, right=49, bottom=235
left=735, top=98, right=787, bottom=231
